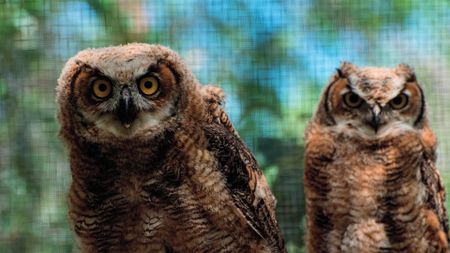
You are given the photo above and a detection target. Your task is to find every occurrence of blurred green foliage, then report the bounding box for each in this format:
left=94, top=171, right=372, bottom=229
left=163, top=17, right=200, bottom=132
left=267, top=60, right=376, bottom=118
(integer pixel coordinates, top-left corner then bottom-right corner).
left=1, top=1, right=449, bottom=253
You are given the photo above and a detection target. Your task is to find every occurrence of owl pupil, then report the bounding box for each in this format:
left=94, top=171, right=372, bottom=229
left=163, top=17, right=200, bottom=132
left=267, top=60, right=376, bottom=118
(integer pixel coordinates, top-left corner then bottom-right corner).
left=144, top=81, right=153, bottom=89
left=98, top=83, right=107, bottom=92
left=393, top=96, right=402, bottom=105
left=349, top=94, right=359, bottom=103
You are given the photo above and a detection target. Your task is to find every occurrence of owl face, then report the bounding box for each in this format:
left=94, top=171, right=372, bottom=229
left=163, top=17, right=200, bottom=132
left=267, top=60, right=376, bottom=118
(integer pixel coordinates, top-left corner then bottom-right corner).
left=72, top=61, right=179, bottom=137
left=57, top=44, right=201, bottom=140
left=323, top=62, right=425, bottom=138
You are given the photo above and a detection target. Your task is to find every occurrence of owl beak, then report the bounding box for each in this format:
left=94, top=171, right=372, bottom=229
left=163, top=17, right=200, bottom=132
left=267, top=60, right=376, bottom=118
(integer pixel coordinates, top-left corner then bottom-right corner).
left=117, top=87, right=137, bottom=128
left=369, top=106, right=381, bottom=132
left=369, top=114, right=381, bottom=132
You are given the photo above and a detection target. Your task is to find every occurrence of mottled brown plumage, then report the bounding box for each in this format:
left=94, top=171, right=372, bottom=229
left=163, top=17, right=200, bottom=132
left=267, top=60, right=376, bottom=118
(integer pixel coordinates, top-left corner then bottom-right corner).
left=56, top=43, right=286, bottom=253
left=304, top=62, right=449, bottom=253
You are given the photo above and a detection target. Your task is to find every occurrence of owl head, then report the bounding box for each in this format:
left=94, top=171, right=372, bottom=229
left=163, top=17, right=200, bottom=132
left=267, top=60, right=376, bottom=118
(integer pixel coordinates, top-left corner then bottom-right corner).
left=314, top=62, right=427, bottom=138
left=56, top=43, right=205, bottom=142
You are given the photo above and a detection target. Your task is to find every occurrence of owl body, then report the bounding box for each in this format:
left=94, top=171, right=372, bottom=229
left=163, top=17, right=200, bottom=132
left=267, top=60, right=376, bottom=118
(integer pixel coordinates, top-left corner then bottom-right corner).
left=304, top=63, right=449, bottom=253
left=57, top=43, right=286, bottom=253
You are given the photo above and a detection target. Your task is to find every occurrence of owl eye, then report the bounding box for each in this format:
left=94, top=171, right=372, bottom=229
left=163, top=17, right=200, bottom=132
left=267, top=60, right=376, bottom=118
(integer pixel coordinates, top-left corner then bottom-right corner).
left=91, top=79, right=112, bottom=99
left=389, top=93, right=408, bottom=110
left=138, top=76, right=159, bottom=96
left=343, top=92, right=363, bottom=108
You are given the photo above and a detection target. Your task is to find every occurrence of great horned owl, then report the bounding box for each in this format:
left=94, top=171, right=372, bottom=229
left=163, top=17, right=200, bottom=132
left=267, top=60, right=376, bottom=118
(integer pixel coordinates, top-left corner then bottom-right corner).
left=56, top=43, right=286, bottom=253
left=304, top=62, right=449, bottom=253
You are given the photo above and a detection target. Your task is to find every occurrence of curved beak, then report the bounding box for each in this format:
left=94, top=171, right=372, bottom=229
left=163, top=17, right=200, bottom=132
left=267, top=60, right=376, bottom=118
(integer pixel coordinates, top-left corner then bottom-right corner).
left=116, top=87, right=137, bottom=128
left=368, top=105, right=381, bottom=132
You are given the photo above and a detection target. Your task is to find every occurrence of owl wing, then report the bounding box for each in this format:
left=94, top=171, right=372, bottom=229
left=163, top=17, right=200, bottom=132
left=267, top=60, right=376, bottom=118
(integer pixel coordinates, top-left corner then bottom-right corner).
left=202, top=112, right=286, bottom=251
left=201, top=85, right=239, bottom=137
left=421, top=152, right=450, bottom=243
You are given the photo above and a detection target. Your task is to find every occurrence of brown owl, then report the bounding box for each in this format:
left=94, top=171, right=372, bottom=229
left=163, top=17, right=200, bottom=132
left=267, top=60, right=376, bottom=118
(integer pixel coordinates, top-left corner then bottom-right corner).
left=56, top=43, right=286, bottom=253
left=304, top=62, right=449, bottom=253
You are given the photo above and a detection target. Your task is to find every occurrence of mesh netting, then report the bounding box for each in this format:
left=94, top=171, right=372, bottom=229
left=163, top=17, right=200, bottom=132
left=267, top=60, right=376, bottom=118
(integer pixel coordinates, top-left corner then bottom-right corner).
left=1, top=1, right=449, bottom=252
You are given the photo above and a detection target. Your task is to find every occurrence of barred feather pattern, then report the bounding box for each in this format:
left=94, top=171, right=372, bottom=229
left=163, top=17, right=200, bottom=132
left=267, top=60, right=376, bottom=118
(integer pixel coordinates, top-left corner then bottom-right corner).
left=65, top=114, right=285, bottom=253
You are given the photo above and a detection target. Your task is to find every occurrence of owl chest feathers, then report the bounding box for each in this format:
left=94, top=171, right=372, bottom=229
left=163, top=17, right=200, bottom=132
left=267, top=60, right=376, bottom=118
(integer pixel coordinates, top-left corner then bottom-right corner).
left=67, top=128, right=263, bottom=252
left=305, top=126, right=441, bottom=252
left=326, top=132, right=426, bottom=218
left=67, top=132, right=180, bottom=248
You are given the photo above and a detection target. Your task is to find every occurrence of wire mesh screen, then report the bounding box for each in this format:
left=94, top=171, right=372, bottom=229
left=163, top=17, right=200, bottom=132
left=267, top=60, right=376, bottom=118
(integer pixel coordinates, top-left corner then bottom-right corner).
left=1, top=1, right=450, bottom=252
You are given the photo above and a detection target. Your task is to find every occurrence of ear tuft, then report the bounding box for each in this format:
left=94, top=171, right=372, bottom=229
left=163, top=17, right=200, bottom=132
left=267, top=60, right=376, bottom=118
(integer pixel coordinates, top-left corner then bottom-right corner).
left=338, top=61, right=357, bottom=78
left=396, top=64, right=416, bottom=82
left=336, top=68, right=344, bottom=78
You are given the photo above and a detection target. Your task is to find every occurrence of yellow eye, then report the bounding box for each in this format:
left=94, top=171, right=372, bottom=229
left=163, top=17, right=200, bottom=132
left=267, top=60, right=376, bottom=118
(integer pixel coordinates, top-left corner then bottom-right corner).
left=389, top=93, right=408, bottom=110
left=139, top=76, right=159, bottom=96
left=343, top=92, right=363, bottom=108
left=91, top=79, right=112, bottom=99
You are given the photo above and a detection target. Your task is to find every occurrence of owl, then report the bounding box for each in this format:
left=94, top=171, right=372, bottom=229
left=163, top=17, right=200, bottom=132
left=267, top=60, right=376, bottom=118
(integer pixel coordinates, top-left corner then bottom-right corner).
left=56, top=43, right=286, bottom=253
left=304, top=62, right=449, bottom=253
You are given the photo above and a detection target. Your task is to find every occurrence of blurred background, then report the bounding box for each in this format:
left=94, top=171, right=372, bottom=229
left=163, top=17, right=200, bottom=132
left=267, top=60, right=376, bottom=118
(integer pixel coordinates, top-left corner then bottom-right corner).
left=1, top=0, right=450, bottom=252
